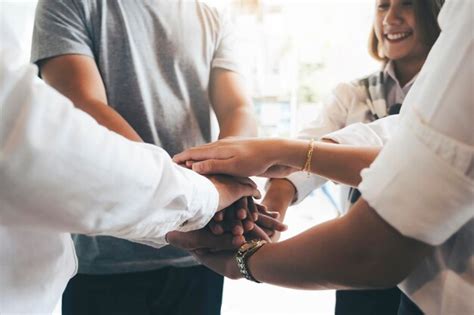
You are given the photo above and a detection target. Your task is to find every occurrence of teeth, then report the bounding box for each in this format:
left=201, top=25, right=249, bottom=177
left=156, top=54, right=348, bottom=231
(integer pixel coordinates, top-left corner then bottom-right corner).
left=386, top=32, right=410, bottom=40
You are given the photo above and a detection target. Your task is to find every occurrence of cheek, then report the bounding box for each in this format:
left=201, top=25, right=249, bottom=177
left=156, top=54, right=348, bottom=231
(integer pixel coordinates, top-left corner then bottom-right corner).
left=373, top=20, right=384, bottom=42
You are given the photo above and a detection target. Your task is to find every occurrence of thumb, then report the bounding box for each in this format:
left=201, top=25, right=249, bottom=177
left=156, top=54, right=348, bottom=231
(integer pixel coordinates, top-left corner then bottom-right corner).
left=238, top=184, right=261, bottom=200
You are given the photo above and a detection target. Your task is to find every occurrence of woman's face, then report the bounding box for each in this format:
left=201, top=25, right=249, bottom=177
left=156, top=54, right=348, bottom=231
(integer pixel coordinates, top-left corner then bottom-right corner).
left=374, top=0, right=430, bottom=63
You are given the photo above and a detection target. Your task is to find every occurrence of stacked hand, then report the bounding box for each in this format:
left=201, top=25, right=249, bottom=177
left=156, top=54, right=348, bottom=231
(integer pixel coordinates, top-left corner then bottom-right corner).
left=173, top=138, right=299, bottom=178
left=167, top=150, right=291, bottom=279
left=167, top=197, right=287, bottom=253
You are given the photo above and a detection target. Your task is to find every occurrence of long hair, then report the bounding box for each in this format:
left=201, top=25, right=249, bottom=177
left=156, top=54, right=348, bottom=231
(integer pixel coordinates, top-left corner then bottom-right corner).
left=368, top=0, right=445, bottom=62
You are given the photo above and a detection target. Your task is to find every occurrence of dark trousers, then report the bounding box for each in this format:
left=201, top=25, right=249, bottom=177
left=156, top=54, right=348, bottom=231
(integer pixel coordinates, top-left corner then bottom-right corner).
left=398, top=293, right=424, bottom=315
left=335, top=287, right=402, bottom=315
left=62, top=265, right=224, bottom=315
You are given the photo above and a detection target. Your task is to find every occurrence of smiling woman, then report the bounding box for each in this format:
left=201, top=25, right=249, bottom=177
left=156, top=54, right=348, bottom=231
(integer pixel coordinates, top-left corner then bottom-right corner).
left=370, top=0, right=443, bottom=85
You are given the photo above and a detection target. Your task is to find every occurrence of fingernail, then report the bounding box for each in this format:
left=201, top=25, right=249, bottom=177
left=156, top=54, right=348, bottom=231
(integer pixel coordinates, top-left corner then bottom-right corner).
left=192, top=163, right=201, bottom=172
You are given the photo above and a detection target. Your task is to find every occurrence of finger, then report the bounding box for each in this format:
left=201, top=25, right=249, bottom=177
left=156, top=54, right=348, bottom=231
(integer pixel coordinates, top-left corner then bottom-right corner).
left=172, top=145, right=221, bottom=164
left=208, top=221, right=224, bottom=235
left=256, top=203, right=267, bottom=213
left=235, top=208, right=247, bottom=220
left=242, top=219, right=255, bottom=232
left=213, top=211, right=225, bottom=222
left=257, top=205, right=280, bottom=219
left=261, top=227, right=275, bottom=237
left=222, top=207, right=243, bottom=235
left=192, top=159, right=238, bottom=175
left=247, top=197, right=259, bottom=221
left=231, top=220, right=244, bottom=236
left=257, top=214, right=288, bottom=232
left=265, top=211, right=281, bottom=219
left=235, top=197, right=254, bottom=223
left=246, top=225, right=271, bottom=242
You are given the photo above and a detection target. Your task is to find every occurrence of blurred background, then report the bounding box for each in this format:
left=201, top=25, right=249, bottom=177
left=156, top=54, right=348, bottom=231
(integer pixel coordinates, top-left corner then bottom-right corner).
left=1, top=0, right=379, bottom=314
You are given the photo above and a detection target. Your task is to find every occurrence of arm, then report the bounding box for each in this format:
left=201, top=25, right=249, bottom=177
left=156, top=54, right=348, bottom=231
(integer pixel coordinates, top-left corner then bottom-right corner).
left=174, top=138, right=381, bottom=187
left=267, top=84, right=355, bottom=209
left=210, top=68, right=257, bottom=138
left=258, top=179, right=296, bottom=241
left=0, top=57, right=260, bottom=244
left=194, top=198, right=432, bottom=289
left=278, top=139, right=381, bottom=187
left=38, top=54, right=142, bottom=141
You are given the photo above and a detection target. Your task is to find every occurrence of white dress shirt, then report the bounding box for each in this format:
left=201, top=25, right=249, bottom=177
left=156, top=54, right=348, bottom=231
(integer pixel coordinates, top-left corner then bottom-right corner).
left=0, top=25, right=218, bottom=313
left=328, top=0, right=473, bottom=313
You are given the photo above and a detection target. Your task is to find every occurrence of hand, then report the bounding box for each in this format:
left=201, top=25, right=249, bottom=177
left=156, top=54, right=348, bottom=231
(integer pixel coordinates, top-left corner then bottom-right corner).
left=191, top=250, right=242, bottom=280
left=173, top=138, right=298, bottom=177
left=166, top=228, right=245, bottom=252
left=209, top=198, right=257, bottom=237
left=250, top=206, right=288, bottom=242
left=209, top=199, right=288, bottom=243
left=207, top=175, right=261, bottom=211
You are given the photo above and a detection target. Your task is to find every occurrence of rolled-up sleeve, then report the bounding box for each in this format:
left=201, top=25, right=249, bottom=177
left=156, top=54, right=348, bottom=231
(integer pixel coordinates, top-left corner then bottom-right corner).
left=359, top=111, right=474, bottom=246
left=323, top=115, right=399, bottom=146
left=358, top=0, right=474, bottom=246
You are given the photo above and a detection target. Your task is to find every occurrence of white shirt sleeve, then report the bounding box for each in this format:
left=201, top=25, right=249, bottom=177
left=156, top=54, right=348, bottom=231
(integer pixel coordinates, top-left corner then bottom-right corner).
left=358, top=0, right=474, bottom=246
left=0, top=48, right=218, bottom=246
left=322, top=115, right=400, bottom=146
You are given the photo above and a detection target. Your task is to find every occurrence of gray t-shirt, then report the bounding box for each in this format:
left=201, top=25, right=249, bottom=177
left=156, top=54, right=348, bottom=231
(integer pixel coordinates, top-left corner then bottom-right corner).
left=31, top=0, right=240, bottom=274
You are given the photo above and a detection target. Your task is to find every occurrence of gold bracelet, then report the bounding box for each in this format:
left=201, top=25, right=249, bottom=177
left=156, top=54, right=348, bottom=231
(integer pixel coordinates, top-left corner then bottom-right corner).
left=302, top=139, right=315, bottom=177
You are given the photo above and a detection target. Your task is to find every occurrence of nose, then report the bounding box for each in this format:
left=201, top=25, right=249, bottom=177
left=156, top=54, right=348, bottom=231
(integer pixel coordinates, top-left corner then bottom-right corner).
left=383, top=5, right=403, bottom=27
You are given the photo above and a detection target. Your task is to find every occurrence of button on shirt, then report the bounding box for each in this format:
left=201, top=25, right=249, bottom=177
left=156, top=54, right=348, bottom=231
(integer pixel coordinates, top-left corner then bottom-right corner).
left=327, top=0, right=473, bottom=313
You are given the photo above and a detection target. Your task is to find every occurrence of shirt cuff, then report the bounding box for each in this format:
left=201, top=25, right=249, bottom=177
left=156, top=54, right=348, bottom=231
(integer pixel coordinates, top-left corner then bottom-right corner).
left=285, top=172, right=328, bottom=204
left=177, top=172, right=219, bottom=233
left=359, top=115, right=474, bottom=246
left=322, top=122, right=386, bottom=146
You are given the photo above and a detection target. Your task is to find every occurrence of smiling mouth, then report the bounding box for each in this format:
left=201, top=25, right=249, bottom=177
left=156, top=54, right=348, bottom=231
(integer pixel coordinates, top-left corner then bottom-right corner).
left=384, top=31, right=413, bottom=42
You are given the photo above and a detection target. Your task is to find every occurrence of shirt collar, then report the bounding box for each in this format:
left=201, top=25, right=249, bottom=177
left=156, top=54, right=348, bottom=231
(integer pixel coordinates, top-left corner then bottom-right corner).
left=383, top=61, right=418, bottom=93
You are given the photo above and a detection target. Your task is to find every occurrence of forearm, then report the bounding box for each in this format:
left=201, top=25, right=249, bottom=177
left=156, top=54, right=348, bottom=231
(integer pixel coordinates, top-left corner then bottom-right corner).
left=39, top=55, right=142, bottom=142
left=0, top=62, right=218, bottom=237
left=73, top=98, right=142, bottom=142
left=275, top=139, right=381, bottom=187
left=262, top=178, right=296, bottom=219
left=247, top=199, right=430, bottom=290
left=218, top=107, right=258, bottom=138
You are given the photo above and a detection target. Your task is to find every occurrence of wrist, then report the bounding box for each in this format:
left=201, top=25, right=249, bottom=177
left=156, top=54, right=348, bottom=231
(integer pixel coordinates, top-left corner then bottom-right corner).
left=277, top=139, right=309, bottom=170
left=245, top=241, right=271, bottom=283
left=267, top=178, right=296, bottom=199
left=235, top=239, right=267, bottom=282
